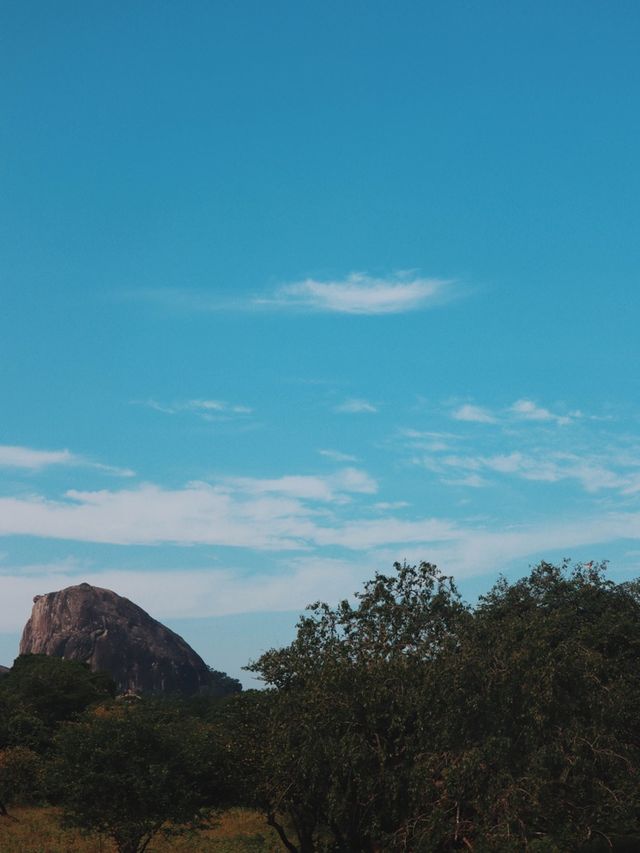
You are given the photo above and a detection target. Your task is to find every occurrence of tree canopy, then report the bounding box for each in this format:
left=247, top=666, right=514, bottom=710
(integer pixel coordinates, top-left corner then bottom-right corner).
left=3, top=561, right=640, bottom=852
left=48, top=702, right=226, bottom=853
left=246, top=561, right=640, bottom=852
left=0, top=654, right=115, bottom=752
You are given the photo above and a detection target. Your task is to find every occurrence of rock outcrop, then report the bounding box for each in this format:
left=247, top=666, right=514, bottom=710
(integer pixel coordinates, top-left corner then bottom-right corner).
left=19, top=583, right=239, bottom=697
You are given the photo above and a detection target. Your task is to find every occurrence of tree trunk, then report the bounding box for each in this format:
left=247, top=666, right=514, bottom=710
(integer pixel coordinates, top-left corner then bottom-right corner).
left=116, top=834, right=145, bottom=853
left=267, top=811, right=300, bottom=853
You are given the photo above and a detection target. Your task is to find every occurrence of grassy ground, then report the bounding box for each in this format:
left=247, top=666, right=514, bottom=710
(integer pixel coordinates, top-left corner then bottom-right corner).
left=0, top=807, right=283, bottom=852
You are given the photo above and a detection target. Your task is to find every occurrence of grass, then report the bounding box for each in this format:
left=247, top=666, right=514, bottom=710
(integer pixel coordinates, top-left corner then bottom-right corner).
left=0, top=807, right=283, bottom=852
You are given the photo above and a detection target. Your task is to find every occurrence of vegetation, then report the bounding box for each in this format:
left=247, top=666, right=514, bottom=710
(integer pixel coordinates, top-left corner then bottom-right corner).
left=0, top=653, right=116, bottom=752
left=47, top=702, right=227, bottom=853
left=2, top=560, right=640, bottom=851
left=0, top=806, right=282, bottom=851
left=244, top=560, right=640, bottom=851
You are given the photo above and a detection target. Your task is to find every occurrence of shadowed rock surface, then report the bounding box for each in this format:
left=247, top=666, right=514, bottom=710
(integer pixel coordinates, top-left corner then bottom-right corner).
left=0, top=665, right=9, bottom=675
left=19, top=583, right=239, bottom=696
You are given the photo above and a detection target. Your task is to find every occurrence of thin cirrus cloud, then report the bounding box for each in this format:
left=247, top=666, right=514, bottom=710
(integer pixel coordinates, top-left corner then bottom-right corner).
left=129, top=272, right=456, bottom=316
left=0, top=558, right=375, bottom=630
left=1, top=502, right=639, bottom=627
left=135, top=399, right=252, bottom=417
left=223, top=467, right=377, bottom=501
left=0, top=444, right=134, bottom=477
left=0, top=445, right=76, bottom=469
left=258, top=272, right=453, bottom=315
left=449, top=399, right=582, bottom=427
left=0, top=469, right=378, bottom=550
left=414, top=448, right=640, bottom=495
left=451, top=404, right=497, bottom=424
left=334, top=398, right=378, bottom=414
left=510, top=399, right=576, bottom=426
left=5, top=471, right=639, bottom=559
left=318, top=449, right=358, bottom=463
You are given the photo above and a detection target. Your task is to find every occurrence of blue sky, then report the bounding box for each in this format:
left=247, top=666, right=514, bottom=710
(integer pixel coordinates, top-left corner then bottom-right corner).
left=1, top=1, right=640, bottom=684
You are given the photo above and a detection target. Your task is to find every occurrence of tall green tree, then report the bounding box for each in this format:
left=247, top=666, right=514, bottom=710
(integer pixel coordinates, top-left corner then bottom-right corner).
left=0, top=654, right=115, bottom=743
left=408, top=560, right=640, bottom=850
left=246, top=560, right=640, bottom=852
left=248, top=562, right=467, bottom=852
left=48, top=702, right=226, bottom=853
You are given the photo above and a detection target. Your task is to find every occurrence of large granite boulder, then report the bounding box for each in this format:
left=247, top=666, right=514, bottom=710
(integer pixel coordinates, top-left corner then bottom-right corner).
left=19, top=582, right=239, bottom=697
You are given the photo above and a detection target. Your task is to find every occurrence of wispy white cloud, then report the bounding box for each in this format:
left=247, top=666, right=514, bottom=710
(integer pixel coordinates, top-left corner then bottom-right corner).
left=0, top=445, right=76, bottom=469
left=370, top=511, right=640, bottom=580
left=0, top=484, right=308, bottom=550
left=3, top=507, right=640, bottom=625
left=318, top=449, right=358, bottom=463
left=452, top=404, right=497, bottom=424
left=225, top=467, right=377, bottom=502
left=442, top=473, right=488, bottom=488
left=0, top=445, right=134, bottom=478
left=129, top=272, right=456, bottom=317
left=445, top=399, right=593, bottom=428
left=91, top=463, right=136, bottom=478
left=510, top=399, right=574, bottom=426
left=413, top=448, right=640, bottom=494
left=335, top=398, right=378, bottom=414
left=0, top=558, right=375, bottom=631
left=2, top=497, right=632, bottom=632
left=262, top=272, right=452, bottom=315
left=0, top=468, right=375, bottom=550
left=373, top=501, right=410, bottom=511
left=0, top=476, right=567, bottom=551
left=134, top=398, right=253, bottom=418
left=399, top=429, right=458, bottom=452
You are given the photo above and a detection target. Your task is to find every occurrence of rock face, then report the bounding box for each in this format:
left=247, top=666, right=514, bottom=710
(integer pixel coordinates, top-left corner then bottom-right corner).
left=19, top=583, right=231, bottom=696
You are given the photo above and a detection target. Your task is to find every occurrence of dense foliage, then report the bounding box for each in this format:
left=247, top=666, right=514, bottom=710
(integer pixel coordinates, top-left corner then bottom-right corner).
left=0, top=654, right=116, bottom=752
left=2, top=561, right=640, bottom=852
left=47, top=703, right=226, bottom=853
left=245, top=561, right=640, bottom=852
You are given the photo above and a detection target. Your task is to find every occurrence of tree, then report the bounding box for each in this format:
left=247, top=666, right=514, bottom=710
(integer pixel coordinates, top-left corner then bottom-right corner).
left=48, top=702, right=226, bottom=853
left=247, top=562, right=468, bottom=852
left=246, top=560, right=640, bottom=852
left=411, top=560, right=640, bottom=850
left=0, top=654, right=115, bottom=739
left=0, top=747, right=43, bottom=816
left=382, top=560, right=640, bottom=851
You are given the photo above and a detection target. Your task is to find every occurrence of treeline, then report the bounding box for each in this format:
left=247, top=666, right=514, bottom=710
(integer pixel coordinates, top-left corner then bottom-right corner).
left=2, top=561, right=640, bottom=852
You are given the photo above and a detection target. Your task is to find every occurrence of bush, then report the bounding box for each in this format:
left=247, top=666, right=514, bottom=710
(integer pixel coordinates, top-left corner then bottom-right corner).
left=0, top=747, right=44, bottom=813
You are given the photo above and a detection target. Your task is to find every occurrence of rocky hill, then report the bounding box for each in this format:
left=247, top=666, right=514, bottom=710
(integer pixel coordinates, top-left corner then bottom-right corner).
left=19, top=582, right=240, bottom=697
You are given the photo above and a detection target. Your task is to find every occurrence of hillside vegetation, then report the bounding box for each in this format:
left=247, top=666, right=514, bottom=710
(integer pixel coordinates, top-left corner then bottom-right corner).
left=2, top=561, right=640, bottom=852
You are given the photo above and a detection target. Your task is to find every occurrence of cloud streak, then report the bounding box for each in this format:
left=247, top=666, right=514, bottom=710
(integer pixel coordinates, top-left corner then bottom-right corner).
left=128, top=272, right=456, bottom=317
left=510, top=399, right=575, bottom=426
left=452, top=404, right=497, bottom=424
left=414, top=448, right=640, bottom=494
left=318, top=449, right=358, bottom=463
left=0, top=469, right=376, bottom=550
left=135, top=399, right=252, bottom=418
left=0, top=445, right=134, bottom=477
left=0, top=558, right=374, bottom=631
left=264, top=272, right=451, bottom=315
left=334, top=398, right=378, bottom=414
left=2, top=509, right=640, bottom=628
left=0, top=445, right=76, bottom=469
left=2, top=469, right=640, bottom=572
left=448, top=399, right=584, bottom=428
